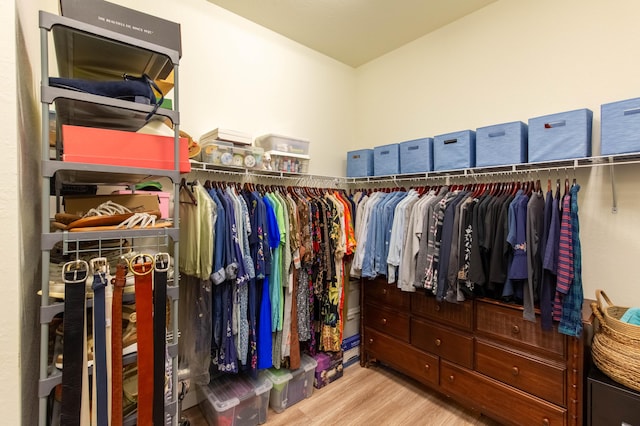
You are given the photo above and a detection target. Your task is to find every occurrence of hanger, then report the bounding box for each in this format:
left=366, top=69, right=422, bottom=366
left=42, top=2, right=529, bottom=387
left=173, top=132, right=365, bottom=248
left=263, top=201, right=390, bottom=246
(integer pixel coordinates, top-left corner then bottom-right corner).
left=180, top=178, right=197, bottom=205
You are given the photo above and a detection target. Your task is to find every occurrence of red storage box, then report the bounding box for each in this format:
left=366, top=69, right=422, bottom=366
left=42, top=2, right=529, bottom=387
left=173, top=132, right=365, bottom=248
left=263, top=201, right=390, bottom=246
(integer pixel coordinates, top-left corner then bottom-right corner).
left=62, top=125, right=190, bottom=173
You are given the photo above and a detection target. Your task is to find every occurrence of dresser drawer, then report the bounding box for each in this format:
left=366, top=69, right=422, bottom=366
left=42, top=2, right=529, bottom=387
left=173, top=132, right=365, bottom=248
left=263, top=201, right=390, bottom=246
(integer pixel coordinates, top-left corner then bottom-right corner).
left=363, top=278, right=410, bottom=310
left=476, top=300, right=566, bottom=359
left=441, top=360, right=567, bottom=426
left=411, top=317, right=473, bottom=369
left=411, top=293, right=473, bottom=331
left=364, top=327, right=439, bottom=387
left=476, top=339, right=566, bottom=407
left=363, top=303, right=410, bottom=342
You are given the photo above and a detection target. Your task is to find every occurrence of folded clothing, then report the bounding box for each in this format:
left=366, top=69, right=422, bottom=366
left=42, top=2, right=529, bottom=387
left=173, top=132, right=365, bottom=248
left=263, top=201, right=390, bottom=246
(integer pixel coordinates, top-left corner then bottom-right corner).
left=621, top=307, right=640, bottom=326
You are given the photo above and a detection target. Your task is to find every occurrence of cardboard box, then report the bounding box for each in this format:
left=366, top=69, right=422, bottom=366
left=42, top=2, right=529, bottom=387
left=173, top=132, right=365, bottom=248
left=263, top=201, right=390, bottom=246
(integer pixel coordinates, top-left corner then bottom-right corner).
left=114, top=190, right=170, bottom=218
left=313, top=351, right=344, bottom=389
left=64, top=194, right=160, bottom=216
left=60, top=0, right=182, bottom=57
left=62, top=125, right=190, bottom=173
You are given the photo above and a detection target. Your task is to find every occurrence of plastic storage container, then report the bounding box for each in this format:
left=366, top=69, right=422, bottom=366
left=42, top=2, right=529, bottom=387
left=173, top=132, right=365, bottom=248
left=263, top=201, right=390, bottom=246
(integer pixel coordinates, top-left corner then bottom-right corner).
left=255, top=134, right=310, bottom=155
left=601, top=97, right=640, bottom=155
left=528, top=108, right=593, bottom=162
left=197, top=373, right=272, bottom=426
left=373, top=143, right=400, bottom=176
left=346, top=149, right=374, bottom=177
left=433, top=130, right=476, bottom=171
left=475, top=121, right=528, bottom=167
left=262, top=354, right=317, bottom=413
left=399, top=137, right=433, bottom=173
left=264, top=151, right=309, bottom=173
left=343, top=307, right=361, bottom=340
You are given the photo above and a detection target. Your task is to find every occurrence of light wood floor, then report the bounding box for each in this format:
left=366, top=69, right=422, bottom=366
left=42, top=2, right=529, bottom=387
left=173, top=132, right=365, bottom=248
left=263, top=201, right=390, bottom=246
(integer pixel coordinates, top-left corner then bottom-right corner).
left=182, top=362, right=502, bottom=425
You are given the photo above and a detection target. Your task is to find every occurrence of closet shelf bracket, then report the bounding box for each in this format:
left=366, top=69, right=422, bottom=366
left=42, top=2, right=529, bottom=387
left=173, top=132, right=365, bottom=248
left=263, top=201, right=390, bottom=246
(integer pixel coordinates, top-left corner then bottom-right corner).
left=609, top=156, right=618, bottom=214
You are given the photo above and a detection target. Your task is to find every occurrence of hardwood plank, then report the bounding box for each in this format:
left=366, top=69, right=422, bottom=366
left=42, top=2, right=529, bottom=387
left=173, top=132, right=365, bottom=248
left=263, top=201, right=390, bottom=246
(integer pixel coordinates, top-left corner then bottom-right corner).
left=182, top=364, right=503, bottom=425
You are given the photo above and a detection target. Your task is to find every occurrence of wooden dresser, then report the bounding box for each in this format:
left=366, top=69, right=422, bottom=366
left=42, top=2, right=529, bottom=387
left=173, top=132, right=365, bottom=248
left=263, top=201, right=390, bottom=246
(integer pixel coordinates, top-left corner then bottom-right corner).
left=361, top=277, right=586, bottom=426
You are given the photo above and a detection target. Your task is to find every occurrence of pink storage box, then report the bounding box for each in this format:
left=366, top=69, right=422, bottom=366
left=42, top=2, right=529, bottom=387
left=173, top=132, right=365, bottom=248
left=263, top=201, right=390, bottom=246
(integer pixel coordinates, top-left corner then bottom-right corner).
left=62, top=125, right=190, bottom=173
left=114, top=190, right=171, bottom=218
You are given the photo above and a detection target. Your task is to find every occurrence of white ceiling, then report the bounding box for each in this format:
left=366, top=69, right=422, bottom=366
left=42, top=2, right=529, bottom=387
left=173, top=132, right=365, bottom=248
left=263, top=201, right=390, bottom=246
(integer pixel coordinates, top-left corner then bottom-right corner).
left=207, top=0, right=496, bottom=67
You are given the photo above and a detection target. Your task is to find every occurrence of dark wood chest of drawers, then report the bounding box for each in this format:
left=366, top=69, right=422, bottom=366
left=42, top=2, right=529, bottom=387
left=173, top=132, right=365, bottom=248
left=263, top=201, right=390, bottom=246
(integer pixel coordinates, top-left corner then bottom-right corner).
left=361, top=277, right=586, bottom=426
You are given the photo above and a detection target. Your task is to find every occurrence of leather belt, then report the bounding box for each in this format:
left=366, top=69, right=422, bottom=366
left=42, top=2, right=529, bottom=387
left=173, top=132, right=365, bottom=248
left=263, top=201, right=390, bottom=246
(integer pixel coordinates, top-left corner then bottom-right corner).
left=153, top=253, right=169, bottom=425
left=111, top=259, right=127, bottom=426
left=131, top=254, right=154, bottom=425
left=61, top=260, right=88, bottom=426
left=91, top=258, right=109, bottom=426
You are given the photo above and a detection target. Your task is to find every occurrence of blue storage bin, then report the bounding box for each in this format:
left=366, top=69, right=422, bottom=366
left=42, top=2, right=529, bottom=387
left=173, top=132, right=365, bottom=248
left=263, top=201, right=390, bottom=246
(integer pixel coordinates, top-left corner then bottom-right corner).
left=476, top=121, right=528, bottom=167
left=399, top=138, right=433, bottom=173
left=373, top=143, right=400, bottom=176
left=601, top=97, right=640, bottom=155
left=528, top=108, right=592, bottom=162
left=346, top=149, right=374, bottom=177
left=433, top=130, right=476, bottom=171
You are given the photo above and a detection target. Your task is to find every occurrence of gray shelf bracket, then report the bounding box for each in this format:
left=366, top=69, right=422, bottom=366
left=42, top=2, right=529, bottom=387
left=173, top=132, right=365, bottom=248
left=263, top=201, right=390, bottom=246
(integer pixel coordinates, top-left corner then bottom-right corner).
left=609, top=156, right=618, bottom=214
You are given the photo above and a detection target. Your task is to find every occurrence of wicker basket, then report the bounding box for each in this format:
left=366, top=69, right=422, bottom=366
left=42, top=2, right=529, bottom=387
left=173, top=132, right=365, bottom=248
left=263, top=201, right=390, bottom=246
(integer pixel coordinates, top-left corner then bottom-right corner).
left=595, top=289, right=640, bottom=339
left=590, top=302, right=640, bottom=392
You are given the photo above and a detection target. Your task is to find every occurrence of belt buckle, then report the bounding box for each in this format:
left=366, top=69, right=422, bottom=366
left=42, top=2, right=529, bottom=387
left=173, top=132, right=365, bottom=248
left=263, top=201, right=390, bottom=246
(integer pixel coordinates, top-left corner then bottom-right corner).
left=154, top=252, right=170, bottom=272
left=62, top=260, right=89, bottom=283
left=129, top=253, right=154, bottom=276
left=90, top=257, right=109, bottom=274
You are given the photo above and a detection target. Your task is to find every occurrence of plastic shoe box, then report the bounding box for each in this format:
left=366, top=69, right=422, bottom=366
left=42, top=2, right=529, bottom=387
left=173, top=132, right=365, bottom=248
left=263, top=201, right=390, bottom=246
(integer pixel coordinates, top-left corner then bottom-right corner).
left=601, top=97, right=640, bottom=155
left=475, top=121, right=528, bottom=167
left=373, top=143, right=400, bottom=176
left=197, top=373, right=272, bottom=426
left=343, top=307, right=360, bottom=340
left=528, top=108, right=593, bottom=162
left=433, top=130, right=476, bottom=171
left=262, top=354, right=317, bottom=413
left=255, top=134, right=310, bottom=155
left=399, top=137, right=433, bottom=173
left=346, top=149, right=374, bottom=177
left=313, top=351, right=344, bottom=389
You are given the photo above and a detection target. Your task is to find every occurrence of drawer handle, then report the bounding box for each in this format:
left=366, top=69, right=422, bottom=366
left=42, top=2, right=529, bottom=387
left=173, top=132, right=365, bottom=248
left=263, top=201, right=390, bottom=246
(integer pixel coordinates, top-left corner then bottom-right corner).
left=435, top=304, right=441, bottom=312
left=382, top=288, right=388, bottom=295
left=369, top=338, right=374, bottom=344
left=542, top=418, right=550, bottom=426
left=448, top=375, right=455, bottom=382
left=381, top=318, right=387, bottom=325
left=435, top=338, right=442, bottom=347
left=512, top=325, right=520, bottom=334
left=512, top=366, right=520, bottom=376
left=424, top=364, right=430, bottom=371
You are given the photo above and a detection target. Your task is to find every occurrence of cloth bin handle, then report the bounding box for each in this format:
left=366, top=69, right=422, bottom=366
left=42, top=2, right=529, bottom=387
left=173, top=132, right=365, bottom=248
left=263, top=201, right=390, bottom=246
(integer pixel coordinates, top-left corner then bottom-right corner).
left=544, top=120, right=566, bottom=129
left=408, top=145, right=420, bottom=151
left=380, top=150, right=390, bottom=155
left=352, top=154, right=361, bottom=159
left=623, top=107, right=640, bottom=116
left=488, top=131, right=506, bottom=138
left=444, top=138, right=458, bottom=145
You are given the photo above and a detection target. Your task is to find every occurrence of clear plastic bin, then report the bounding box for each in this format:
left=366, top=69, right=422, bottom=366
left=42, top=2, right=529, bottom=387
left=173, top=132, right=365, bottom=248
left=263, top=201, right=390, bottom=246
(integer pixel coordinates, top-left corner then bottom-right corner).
left=197, top=373, right=272, bottom=426
left=255, top=134, right=310, bottom=155
left=262, top=354, right=317, bottom=413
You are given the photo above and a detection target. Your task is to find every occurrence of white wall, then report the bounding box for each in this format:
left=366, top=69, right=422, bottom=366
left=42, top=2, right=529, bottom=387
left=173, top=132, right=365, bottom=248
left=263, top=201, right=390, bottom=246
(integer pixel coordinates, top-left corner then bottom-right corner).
left=40, top=0, right=357, bottom=176
left=356, top=0, right=640, bottom=307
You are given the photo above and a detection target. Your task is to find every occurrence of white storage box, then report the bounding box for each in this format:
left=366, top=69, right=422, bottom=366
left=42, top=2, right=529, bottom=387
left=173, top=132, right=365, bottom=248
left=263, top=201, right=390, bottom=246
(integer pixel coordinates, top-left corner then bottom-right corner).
left=255, top=134, right=310, bottom=155
left=197, top=373, right=272, bottom=426
left=343, top=307, right=361, bottom=340
left=262, top=354, right=317, bottom=413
